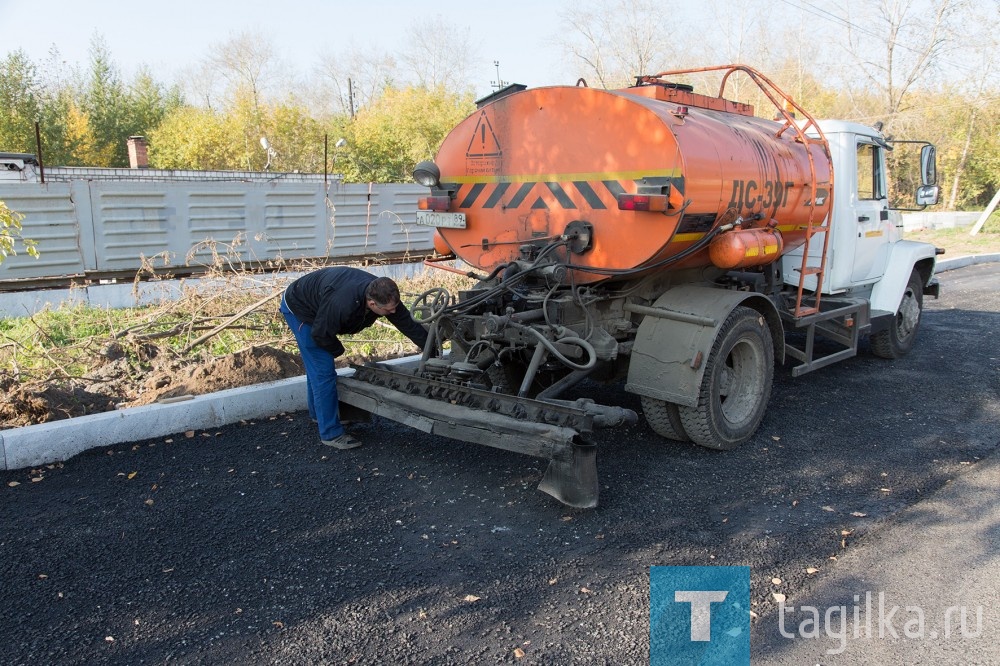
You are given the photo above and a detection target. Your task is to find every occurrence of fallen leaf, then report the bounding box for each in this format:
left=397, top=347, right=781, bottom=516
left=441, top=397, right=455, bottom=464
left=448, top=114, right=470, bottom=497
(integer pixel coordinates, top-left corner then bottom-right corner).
left=880, top=488, right=891, bottom=493
left=771, top=578, right=782, bottom=585
left=105, top=636, right=114, bottom=642
left=850, top=511, right=867, bottom=517
left=840, top=529, right=852, bottom=536
left=165, top=438, right=173, bottom=443
left=821, top=505, right=835, bottom=512
left=580, top=587, right=592, bottom=594
left=805, top=567, right=819, bottom=575
left=184, top=431, right=195, bottom=438
left=38, top=573, right=48, bottom=579
left=791, top=500, right=798, bottom=507
left=771, top=436, right=781, bottom=441
left=273, top=621, right=284, bottom=629
left=145, top=499, right=154, bottom=506
left=560, top=516, right=573, bottom=522
left=31, top=477, right=43, bottom=483
left=463, top=595, right=481, bottom=603
left=513, top=648, right=526, bottom=659
left=127, top=472, right=137, bottom=480
left=595, top=533, right=605, bottom=539
left=7, top=481, right=19, bottom=487
left=548, top=578, right=558, bottom=585
left=772, top=592, right=786, bottom=603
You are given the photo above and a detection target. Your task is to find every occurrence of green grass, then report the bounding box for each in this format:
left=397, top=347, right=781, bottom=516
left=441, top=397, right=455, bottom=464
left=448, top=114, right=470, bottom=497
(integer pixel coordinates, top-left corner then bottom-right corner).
left=905, top=211, right=1000, bottom=258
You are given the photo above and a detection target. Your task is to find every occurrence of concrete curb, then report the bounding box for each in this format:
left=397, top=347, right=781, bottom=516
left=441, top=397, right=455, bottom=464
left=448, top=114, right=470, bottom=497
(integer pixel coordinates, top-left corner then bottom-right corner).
left=935, top=253, right=1000, bottom=272
left=1, top=377, right=307, bottom=471
left=2, top=256, right=998, bottom=472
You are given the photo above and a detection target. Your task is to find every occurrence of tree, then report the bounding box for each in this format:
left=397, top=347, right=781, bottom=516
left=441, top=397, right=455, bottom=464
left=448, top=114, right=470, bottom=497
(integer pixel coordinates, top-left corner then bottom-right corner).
left=559, top=0, right=683, bottom=89
left=82, top=34, right=129, bottom=166
left=0, top=50, right=43, bottom=153
left=0, top=200, right=38, bottom=266
left=314, top=47, right=397, bottom=117
left=341, top=85, right=474, bottom=182
left=207, top=30, right=281, bottom=117
left=398, top=17, right=478, bottom=92
left=148, top=105, right=243, bottom=170
left=843, top=0, right=964, bottom=128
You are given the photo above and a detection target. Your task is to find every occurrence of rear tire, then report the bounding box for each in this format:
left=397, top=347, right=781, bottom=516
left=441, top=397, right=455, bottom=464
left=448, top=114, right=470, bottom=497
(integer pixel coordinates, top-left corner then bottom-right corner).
left=641, top=397, right=690, bottom=442
left=679, top=306, right=774, bottom=450
left=870, top=270, right=923, bottom=359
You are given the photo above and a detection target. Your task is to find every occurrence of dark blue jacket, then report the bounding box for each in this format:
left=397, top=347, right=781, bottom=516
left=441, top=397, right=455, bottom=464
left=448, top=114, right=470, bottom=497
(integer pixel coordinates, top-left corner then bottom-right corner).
left=283, top=267, right=428, bottom=356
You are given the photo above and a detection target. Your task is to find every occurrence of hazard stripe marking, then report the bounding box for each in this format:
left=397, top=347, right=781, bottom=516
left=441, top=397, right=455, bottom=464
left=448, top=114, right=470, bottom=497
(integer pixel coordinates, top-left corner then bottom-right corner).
left=450, top=177, right=685, bottom=211
left=602, top=180, right=626, bottom=198
left=573, top=181, right=606, bottom=209
left=483, top=182, right=511, bottom=209
left=530, top=196, right=549, bottom=210
left=507, top=183, right=535, bottom=208
left=459, top=183, right=487, bottom=209
left=545, top=183, right=577, bottom=209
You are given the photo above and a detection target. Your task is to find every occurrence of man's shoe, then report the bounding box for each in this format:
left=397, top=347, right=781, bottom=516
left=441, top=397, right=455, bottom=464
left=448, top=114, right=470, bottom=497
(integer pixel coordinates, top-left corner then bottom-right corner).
left=321, top=433, right=362, bottom=450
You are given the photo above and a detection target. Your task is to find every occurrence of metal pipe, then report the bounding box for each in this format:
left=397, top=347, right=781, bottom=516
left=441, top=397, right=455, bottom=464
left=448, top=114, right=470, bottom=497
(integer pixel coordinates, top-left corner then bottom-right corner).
left=34, top=122, right=45, bottom=184
left=624, top=302, right=716, bottom=327
left=536, top=368, right=592, bottom=401
left=518, top=342, right=547, bottom=397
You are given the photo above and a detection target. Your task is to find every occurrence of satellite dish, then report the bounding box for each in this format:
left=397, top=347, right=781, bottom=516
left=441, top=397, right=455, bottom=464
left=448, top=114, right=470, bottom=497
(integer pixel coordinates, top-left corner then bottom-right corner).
left=260, top=137, right=270, bottom=150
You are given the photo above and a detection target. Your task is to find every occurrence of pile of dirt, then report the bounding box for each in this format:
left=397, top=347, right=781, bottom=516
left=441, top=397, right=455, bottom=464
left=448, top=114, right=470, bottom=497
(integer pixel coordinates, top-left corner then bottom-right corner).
left=0, top=346, right=305, bottom=429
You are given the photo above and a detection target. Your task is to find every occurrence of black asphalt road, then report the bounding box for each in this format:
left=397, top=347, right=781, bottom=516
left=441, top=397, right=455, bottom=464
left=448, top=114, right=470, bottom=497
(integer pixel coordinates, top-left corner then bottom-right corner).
left=2, top=264, right=998, bottom=665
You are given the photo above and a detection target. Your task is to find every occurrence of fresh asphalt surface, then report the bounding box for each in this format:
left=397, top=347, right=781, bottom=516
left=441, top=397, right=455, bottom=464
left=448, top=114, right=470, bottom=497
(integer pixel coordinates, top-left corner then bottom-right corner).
left=2, top=264, right=998, bottom=665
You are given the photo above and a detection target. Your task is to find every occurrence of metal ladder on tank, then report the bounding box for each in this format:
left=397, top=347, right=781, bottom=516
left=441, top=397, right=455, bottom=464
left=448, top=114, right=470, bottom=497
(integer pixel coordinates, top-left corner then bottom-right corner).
left=650, top=65, right=863, bottom=376
left=715, top=65, right=861, bottom=376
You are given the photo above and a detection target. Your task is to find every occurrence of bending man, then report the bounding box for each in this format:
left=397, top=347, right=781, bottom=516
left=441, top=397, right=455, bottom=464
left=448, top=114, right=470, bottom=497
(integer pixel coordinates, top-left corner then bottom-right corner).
left=280, top=266, right=428, bottom=449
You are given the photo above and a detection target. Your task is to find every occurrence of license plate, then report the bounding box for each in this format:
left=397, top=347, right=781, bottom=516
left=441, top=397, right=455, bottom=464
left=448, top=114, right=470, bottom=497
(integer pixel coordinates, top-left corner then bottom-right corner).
left=416, top=210, right=466, bottom=228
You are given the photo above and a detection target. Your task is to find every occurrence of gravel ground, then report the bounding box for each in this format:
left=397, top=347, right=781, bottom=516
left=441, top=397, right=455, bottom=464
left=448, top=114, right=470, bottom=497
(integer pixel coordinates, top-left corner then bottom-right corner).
left=2, top=264, right=998, bottom=665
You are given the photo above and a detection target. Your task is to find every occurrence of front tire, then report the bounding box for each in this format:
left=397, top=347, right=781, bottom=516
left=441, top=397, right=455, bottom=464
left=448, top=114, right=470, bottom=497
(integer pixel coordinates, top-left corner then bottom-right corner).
left=870, top=270, right=923, bottom=359
left=679, top=306, right=774, bottom=450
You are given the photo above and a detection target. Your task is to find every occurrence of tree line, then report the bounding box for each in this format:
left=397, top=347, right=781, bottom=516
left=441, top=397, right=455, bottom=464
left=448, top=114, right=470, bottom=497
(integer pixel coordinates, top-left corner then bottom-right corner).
left=0, top=0, right=997, bottom=211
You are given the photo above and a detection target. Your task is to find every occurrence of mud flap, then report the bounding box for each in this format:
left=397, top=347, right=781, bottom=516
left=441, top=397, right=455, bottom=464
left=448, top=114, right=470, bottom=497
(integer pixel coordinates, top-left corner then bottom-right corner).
left=537, top=440, right=599, bottom=509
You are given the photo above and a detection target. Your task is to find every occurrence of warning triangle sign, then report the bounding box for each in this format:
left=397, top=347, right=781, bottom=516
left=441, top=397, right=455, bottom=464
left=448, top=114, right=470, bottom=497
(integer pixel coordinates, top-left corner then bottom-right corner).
left=466, top=111, right=502, bottom=158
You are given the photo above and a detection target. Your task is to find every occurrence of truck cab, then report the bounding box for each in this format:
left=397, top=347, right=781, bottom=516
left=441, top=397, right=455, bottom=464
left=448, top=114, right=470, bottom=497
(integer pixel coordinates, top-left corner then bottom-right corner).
left=782, top=121, right=940, bottom=312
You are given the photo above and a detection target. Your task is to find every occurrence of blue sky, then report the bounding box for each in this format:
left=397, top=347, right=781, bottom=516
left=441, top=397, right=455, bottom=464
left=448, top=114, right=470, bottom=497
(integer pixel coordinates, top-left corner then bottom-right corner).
left=0, top=0, right=571, bottom=96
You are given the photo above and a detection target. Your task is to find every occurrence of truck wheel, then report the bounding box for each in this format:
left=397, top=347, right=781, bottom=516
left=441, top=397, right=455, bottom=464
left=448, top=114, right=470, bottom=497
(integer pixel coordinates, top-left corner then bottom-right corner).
left=870, top=270, right=923, bottom=359
left=679, top=306, right=773, bottom=450
left=640, top=397, right=690, bottom=442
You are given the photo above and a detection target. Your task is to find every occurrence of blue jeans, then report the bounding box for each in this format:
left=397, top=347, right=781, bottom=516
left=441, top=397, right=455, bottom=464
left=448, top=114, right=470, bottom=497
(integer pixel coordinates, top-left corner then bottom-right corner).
left=280, top=295, right=344, bottom=441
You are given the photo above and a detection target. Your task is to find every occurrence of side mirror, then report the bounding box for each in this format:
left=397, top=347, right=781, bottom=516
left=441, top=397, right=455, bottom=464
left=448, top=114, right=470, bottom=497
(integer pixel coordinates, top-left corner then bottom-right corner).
left=916, top=185, right=939, bottom=207
left=920, top=144, right=937, bottom=186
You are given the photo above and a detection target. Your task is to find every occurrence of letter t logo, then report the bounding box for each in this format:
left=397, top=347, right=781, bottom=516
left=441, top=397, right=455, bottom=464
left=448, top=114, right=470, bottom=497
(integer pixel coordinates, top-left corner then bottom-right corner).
left=675, top=590, right=729, bottom=641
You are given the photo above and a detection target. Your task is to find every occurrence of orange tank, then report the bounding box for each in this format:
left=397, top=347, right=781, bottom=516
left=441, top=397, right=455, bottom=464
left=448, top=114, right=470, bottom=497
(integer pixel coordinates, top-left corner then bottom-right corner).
left=431, top=68, right=832, bottom=284
left=709, top=227, right=784, bottom=269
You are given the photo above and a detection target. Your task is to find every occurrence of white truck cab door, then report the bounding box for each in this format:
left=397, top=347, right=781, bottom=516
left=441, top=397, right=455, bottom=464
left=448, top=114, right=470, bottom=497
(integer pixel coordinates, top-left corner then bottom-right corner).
left=850, top=140, right=892, bottom=282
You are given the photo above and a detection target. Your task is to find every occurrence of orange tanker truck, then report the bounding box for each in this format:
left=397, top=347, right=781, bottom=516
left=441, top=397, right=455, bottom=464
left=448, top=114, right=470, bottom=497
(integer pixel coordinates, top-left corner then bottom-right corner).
left=337, top=65, right=941, bottom=507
